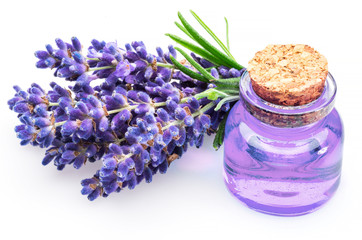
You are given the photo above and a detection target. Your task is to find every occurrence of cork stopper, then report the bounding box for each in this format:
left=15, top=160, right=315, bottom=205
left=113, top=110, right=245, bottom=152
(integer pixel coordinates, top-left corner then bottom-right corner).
left=248, top=44, right=328, bottom=106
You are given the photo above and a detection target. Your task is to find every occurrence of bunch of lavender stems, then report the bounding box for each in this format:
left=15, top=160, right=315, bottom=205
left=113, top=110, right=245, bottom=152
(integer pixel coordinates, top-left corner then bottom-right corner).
left=7, top=11, right=244, bottom=200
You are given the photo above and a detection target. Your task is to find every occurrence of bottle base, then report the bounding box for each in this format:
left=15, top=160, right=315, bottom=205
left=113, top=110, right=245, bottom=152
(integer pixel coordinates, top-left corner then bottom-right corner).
left=227, top=189, right=327, bottom=216
left=224, top=174, right=340, bottom=217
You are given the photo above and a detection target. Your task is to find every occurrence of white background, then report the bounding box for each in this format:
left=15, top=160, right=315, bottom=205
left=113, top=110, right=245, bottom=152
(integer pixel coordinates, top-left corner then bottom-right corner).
left=1, top=0, right=361, bottom=239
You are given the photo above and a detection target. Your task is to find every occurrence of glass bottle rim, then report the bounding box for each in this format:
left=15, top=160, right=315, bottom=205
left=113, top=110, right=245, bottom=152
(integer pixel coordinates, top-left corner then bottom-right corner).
left=239, top=70, right=337, bottom=127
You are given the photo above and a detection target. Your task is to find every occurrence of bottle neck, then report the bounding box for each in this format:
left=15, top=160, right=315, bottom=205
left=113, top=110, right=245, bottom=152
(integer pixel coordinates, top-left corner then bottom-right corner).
left=239, top=71, right=337, bottom=128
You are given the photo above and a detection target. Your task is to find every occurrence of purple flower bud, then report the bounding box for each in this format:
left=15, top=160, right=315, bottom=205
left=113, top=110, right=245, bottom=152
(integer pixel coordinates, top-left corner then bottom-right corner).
left=132, top=41, right=145, bottom=50
left=124, top=157, right=135, bottom=169
left=81, top=178, right=98, bottom=186
left=85, top=144, right=97, bottom=158
left=98, top=116, right=109, bottom=132
left=88, top=187, right=101, bottom=201
left=184, top=116, right=194, bottom=126
left=113, top=93, right=127, bottom=106
left=157, top=108, right=169, bottom=122
left=168, top=45, right=176, bottom=58
left=144, top=167, right=153, bottom=183
left=157, top=68, right=172, bottom=81
left=136, top=118, right=147, bottom=133
left=175, top=127, right=186, bottom=146
left=20, top=115, right=33, bottom=126
left=134, top=60, right=147, bottom=71
left=136, top=47, right=147, bottom=59
left=117, top=162, right=129, bottom=178
left=221, top=102, right=230, bottom=112
left=135, top=104, right=150, bottom=115
left=17, top=130, right=33, bottom=140
left=71, top=37, right=82, bottom=51
left=91, top=39, right=103, bottom=51
left=76, top=102, right=89, bottom=114
left=36, top=60, right=48, bottom=69
left=45, top=57, right=56, bottom=67
left=187, top=97, right=200, bottom=110
left=137, top=92, right=151, bottom=103
left=55, top=38, right=67, bottom=50
left=125, top=43, right=132, bottom=51
left=158, top=159, right=168, bottom=174
left=144, top=112, right=156, bottom=124
left=146, top=54, right=154, bottom=64
left=118, top=109, right=131, bottom=121
left=162, top=130, right=172, bottom=145
left=166, top=100, right=178, bottom=112
left=200, top=114, right=211, bottom=129
left=156, top=47, right=164, bottom=58
left=38, top=126, right=53, bottom=138
left=144, top=67, right=153, bottom=79
left=210, top=68, right=219, bottom=79
left=101, top=53, right=116, bottom=64
left=125, top=51, right=139, bottom=61
left=229, top=68, right=241, bottom=78
left=81, top=186, right=93, bottom=195
left=69, top=63, right=87, bottom=75
left=88, top=95, right=102, bottom=108
left=57, top=66, right=73, bottom=78
left=175, top=107, right=187, bottom=120
left=62, top=150, right=77, bottom=160
left=127, top=171, right=137, bottom=189
left=200, top=58, right=213, bottom=68
left=219, top=66, right=229, bottom=78
left=115, top=60, right=134, bottom=78
left=15, top=125, right=26, bottom=133
left=35, top=50, right=50, bottom=60
left=104, top=180, right=118, bottom=195
left=167, top=94, right=180, bottom=103
left=134, top=156, right=144, bottom=176
left=109, top=143, right=123, bottom=155
left=14, top=102, right=30, bottom=114
left=100, top=167, right=114, bottom=177
left=141, top=150, right=150, bottom=163
left=103, top=155, right=117, bottom=169
left=72, top=52, right=85, bottom=63
left=42, top=154, right=55, bottom=166
left=155, top=77, right=165, bottom=86
left=73, top=155, right=86, bottom=169
left=52, top=83, right=69, bottom=97
left=169, top=125, right=179, bottom=137
left=58, top=97, right=72, bottom=110
left=45, top=44, right=54, bottom=54
left=61, top=120, right=79, bottom=136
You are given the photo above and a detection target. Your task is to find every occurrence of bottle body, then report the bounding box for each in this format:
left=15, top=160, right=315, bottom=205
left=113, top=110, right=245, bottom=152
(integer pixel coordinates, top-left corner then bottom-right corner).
left=223, top=71, right=344, bottom=216
left=223, top=100, right=343, bottom=216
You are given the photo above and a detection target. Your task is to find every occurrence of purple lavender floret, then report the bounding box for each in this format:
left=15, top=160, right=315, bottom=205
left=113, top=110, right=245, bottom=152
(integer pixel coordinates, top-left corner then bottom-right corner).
left=8, top=37, right=241, bottom=200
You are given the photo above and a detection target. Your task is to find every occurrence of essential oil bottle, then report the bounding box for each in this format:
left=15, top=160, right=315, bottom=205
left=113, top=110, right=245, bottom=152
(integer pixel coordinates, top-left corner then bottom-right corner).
left=223, top=45, right=344, bottom=216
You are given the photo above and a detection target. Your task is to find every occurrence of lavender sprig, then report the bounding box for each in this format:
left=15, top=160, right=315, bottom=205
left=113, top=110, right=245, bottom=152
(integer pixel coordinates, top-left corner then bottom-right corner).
left=8, top=35, right=243, bottom=200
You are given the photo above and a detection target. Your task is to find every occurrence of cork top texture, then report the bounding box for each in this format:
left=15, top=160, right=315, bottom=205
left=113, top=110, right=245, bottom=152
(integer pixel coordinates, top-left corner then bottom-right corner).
left=248, top=44, right=328, bottom=106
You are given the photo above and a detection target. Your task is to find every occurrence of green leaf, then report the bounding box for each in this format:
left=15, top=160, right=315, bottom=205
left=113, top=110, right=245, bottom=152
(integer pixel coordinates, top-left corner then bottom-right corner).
left=213, top=77, right=241, bottom=87
left=178, top=11, right=244, bottom=70
left=166, top=33, right=226, bottom=67
left=214, top=96, right=239, bottom=111
left=225, top=17, right=230, bottom=51
left=214, top=87, right=239, bottom=95
left=175, top=47, right=215, bottom=81
left=213, top=110, right=230, bottom=150
left=174, top=22, right=195, bottom=40
left=190, top=10, right=235, bottom=60
left=169, top=55, right=209, bottom=83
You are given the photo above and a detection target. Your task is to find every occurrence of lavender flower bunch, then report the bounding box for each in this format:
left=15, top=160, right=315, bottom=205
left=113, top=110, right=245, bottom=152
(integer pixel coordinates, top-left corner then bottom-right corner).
left=7, top=11, right=244, bottom=200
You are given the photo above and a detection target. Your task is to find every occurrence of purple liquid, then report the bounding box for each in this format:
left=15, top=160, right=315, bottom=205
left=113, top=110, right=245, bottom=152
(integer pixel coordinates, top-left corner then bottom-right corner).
left=223, top=99, right=343, bottom=216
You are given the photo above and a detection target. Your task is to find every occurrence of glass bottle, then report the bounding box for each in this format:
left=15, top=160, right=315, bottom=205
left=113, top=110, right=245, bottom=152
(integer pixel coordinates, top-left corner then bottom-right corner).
left=223, top=71, right=344, bottom=216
